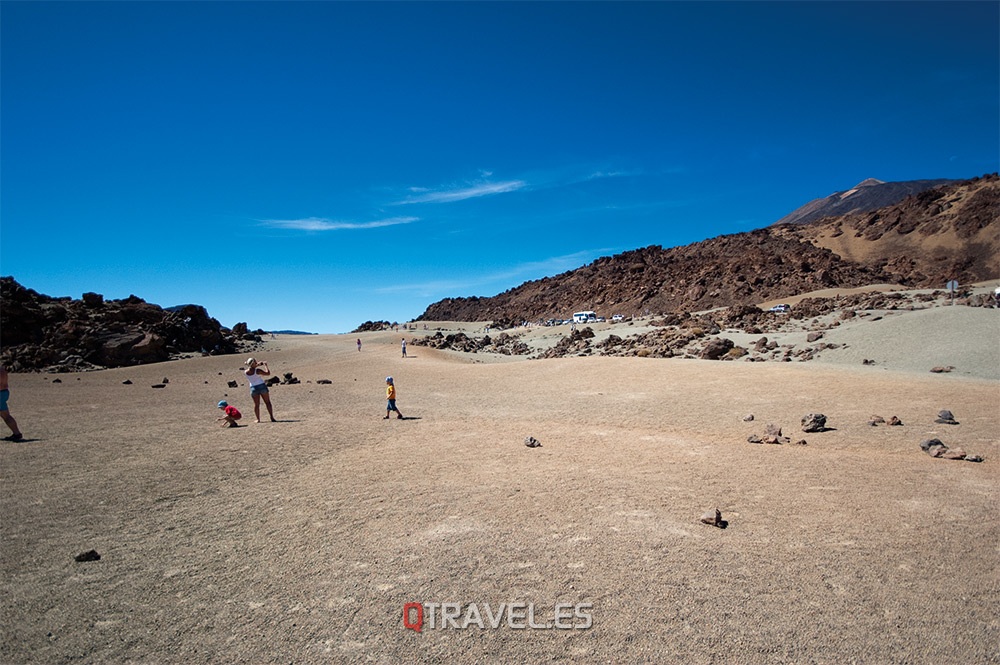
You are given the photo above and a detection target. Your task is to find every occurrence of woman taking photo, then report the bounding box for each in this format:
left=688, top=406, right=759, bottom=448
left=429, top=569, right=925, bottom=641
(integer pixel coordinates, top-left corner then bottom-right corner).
left=244, top=358, right=277, bottom=423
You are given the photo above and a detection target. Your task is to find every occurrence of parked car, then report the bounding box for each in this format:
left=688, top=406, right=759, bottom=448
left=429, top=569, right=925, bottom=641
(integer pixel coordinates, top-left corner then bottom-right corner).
left=769, top=304, right=791, bottom=313
left=611, top=314, right=624, bottom=322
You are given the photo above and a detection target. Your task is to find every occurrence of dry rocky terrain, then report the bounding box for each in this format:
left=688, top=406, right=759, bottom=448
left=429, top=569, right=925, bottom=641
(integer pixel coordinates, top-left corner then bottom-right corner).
left=1, top=284, right=997, bottom=664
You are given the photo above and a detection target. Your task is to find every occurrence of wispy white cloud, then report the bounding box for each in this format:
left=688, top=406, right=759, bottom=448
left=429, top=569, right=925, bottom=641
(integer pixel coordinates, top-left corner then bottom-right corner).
left=395, top=180, right=527, bottom=204
left=374, top=249, right=610, bottom=297
left=261, top=216, right=418, bottom=231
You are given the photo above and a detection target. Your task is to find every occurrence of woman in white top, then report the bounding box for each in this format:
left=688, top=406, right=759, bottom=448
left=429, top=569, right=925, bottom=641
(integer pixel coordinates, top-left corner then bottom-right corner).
left=244, top=358, right=277, bottom=423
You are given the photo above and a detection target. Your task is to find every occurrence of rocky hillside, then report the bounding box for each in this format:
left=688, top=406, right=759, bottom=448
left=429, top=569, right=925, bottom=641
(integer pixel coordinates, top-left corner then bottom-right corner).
left=417, top=175, right=998, bottom=326
left=774, top=177, right=956, bottom=226
left=0, top=278, right=250, bottom=372
left=773, top=173, right=999, bottom=286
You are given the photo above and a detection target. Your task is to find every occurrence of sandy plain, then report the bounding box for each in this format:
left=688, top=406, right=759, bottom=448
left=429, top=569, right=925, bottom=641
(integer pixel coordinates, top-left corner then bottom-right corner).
left=1, top=289, right=998, bottom=664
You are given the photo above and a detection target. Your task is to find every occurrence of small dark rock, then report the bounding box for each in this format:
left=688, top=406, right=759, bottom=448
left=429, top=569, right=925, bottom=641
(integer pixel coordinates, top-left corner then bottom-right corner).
left=316, top=379, right=333, bottom=385
left=935, top=410, right=959, bottom=425
left=122, top=380, right=133, bottom=385
left=227, top=380, right=238, bottom=388
left=151, top=384, right=166, bottom=389
left=699, top=509, right=727, bottom=528
left=74, top=549, right=101, bottom=562
left=801, top=413, right=827, bottom=433
left=920, top=438, right=949, bottom=458
left=524, top=436, right=541, bottom=448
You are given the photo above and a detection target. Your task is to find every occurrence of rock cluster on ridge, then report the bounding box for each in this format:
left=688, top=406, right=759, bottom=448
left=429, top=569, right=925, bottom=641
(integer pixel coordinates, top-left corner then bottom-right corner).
left=0, top=277, right=249, bottom=372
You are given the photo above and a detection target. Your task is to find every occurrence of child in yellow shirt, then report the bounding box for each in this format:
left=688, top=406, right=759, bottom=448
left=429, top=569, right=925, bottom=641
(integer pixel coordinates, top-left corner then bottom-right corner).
left=384, top=376, right=404, bottom=420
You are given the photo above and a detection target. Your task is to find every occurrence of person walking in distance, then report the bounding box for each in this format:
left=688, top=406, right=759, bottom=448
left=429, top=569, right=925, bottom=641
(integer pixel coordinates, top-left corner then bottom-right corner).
left=244, top=358, right=277, bottom=423
left=0, top=364, right=24, bottom=442
left=401, top=338, right=407, bottom=358
left=357, top=338, right=362, bottom=352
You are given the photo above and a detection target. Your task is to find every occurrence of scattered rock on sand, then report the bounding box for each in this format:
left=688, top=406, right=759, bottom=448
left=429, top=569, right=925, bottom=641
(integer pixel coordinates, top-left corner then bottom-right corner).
left=801, top=413, right=827, bottom=433
left=700, top=508, right=727, bottom=528
left=151, top=384, right=166, bottom=389
left=122, top=380, right=133, bottom=385
left=919, top=438, right=980, bottom=462
left=74, top=549, right=101, bottom=562
left=524, top=436, right=541, bottom=448
left=742, top=414, right=754, bottom=422
left=316, top=379, right=332, bottom=385
left=888, top=416, right=903, bottom=426
left=920, top=438, right=949, bottom=457
left=227, top=380, right=238, bottom=388
left=930, top=366, right=954, bottom=373
left=935, top=410, right=959, bottom=425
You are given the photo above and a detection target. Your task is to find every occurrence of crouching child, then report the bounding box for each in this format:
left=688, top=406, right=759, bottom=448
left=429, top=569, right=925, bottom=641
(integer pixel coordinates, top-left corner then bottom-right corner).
left=217, top=400, right=242, bottom=427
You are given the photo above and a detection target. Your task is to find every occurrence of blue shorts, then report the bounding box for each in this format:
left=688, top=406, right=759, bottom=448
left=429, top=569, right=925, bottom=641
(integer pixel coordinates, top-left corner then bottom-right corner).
left=250, top=384, right=269, bottom=397
left=0, top=389, right=8, bottom=411
left=386, top=399, right=398, bottom=411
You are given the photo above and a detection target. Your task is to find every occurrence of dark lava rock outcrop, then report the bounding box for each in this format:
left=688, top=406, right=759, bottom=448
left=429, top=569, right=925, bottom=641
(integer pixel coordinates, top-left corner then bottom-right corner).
left=0, top=277, right=243, bottom=372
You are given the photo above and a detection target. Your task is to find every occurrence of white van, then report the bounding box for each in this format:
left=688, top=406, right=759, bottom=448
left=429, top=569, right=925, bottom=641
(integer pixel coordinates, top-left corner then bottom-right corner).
left=572, top=311, right=597, bottom=323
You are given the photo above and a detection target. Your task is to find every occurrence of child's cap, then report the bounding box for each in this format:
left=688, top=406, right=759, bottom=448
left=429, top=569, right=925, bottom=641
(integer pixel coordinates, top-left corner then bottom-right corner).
left=385, top=376, right=393, bottom=382
left=218, top=400, right=228, bottom=408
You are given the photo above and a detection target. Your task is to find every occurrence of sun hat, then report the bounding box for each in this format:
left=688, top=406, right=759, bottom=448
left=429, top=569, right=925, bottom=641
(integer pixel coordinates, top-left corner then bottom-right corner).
left=245, top=357, right=256, bottom=366
left=385, top=376, right=393, bottom=382
left=218, top=400, right=228, bottom=408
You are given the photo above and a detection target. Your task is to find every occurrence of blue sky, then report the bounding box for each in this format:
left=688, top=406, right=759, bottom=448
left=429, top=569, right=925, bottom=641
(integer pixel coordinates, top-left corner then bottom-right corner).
left=2, top=1, right=997, bottom=334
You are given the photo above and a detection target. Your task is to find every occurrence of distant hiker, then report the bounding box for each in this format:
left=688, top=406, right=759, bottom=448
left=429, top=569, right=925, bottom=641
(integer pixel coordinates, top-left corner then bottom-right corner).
left=216, top=400, right=242, bottom=428
left=401, top=338, right=407, bottom=358
left=0, top=364, right=24, bottom=442
left=357, top=338, right=362, bottom=352
left=384, top=376, right=404, bottom=420
left=244, top=358, right=277, bottom=423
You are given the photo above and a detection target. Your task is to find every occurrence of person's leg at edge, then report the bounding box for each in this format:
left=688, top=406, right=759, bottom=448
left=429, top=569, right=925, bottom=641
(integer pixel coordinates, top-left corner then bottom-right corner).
left=261, top=393, right=276, bottom=422
left=252, top=393, right=262, bottom=423
left=2, top=410, right=21, bottom=439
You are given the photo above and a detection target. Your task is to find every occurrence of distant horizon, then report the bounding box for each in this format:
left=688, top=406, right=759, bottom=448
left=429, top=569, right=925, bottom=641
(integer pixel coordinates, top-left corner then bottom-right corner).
left=4, top=168, right=993, bottom=335
left=3, top=2, right=997, bottom=333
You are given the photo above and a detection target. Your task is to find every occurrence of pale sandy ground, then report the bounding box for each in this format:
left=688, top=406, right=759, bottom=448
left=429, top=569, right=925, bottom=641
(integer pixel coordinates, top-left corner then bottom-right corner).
left=1, top=291, right=998, bottom=664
